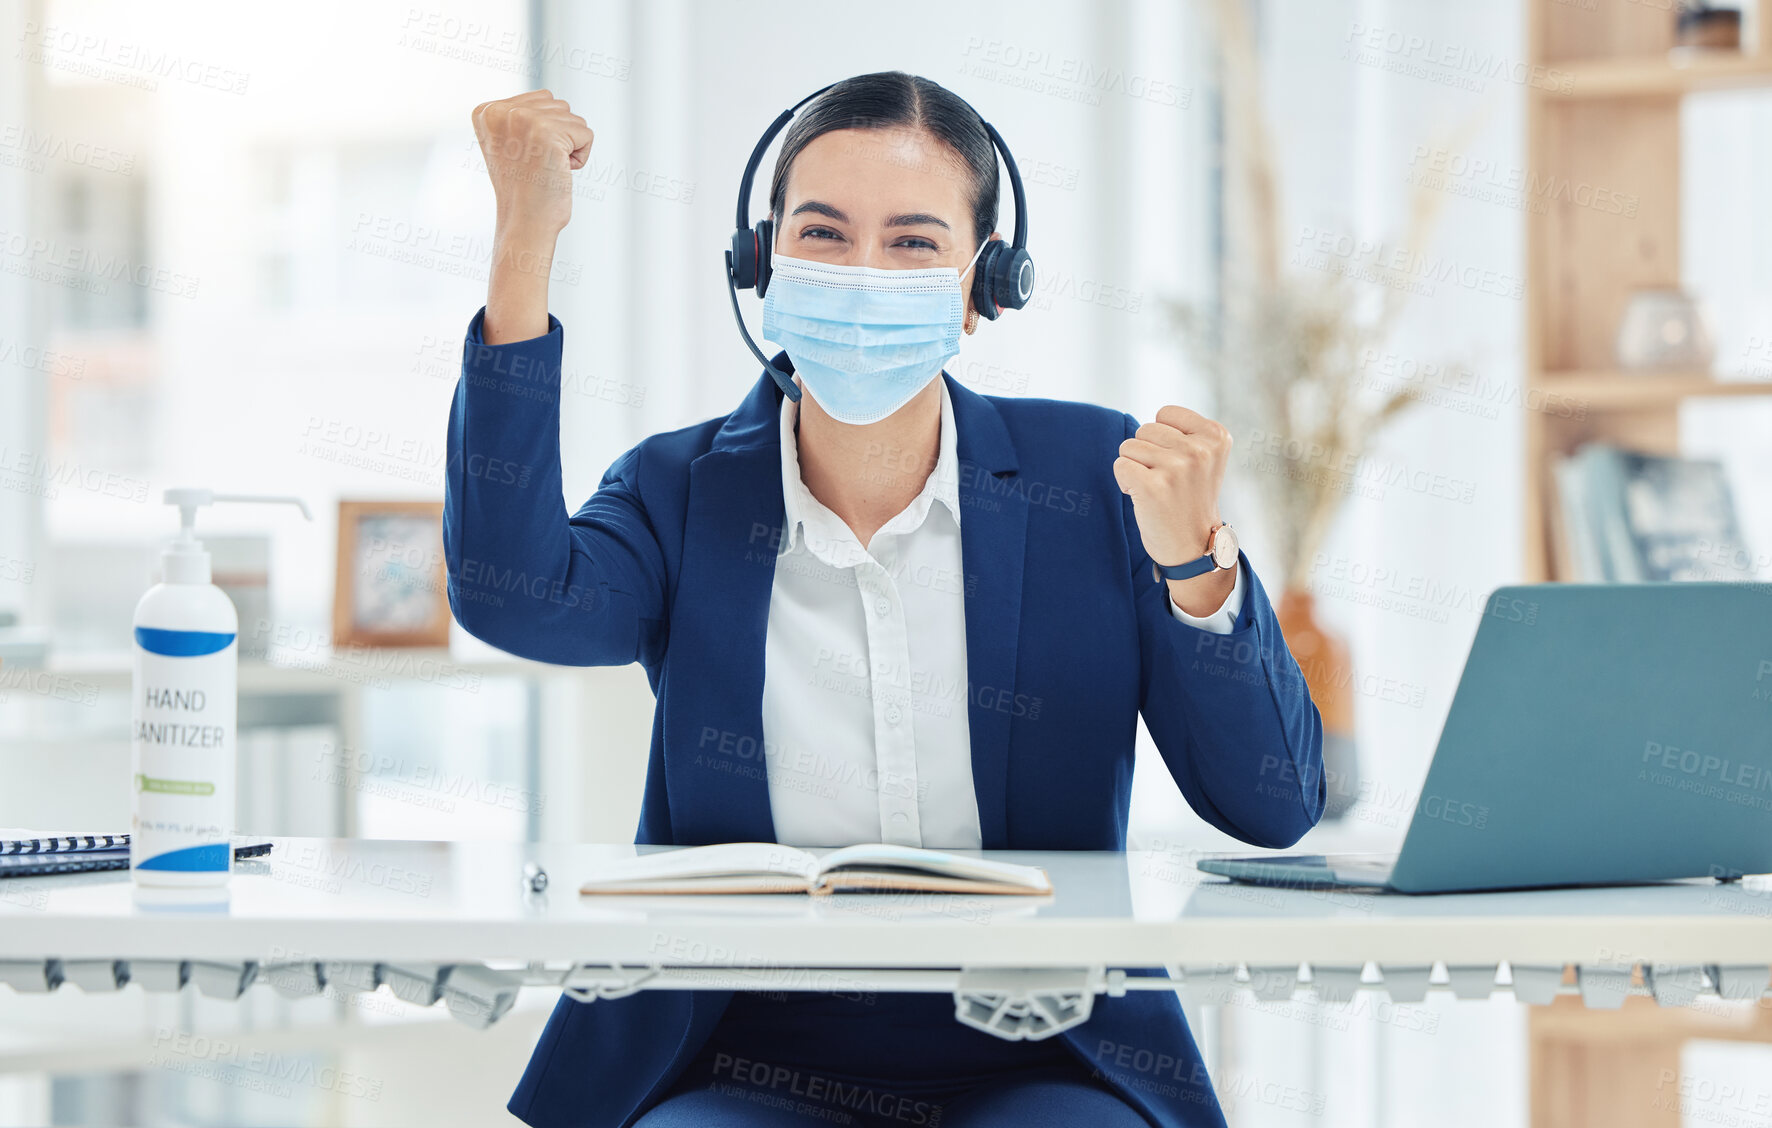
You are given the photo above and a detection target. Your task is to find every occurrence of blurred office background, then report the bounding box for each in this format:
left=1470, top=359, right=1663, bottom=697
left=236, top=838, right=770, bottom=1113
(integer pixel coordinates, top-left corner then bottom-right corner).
left=2, top=0, right=1770, bottom=1124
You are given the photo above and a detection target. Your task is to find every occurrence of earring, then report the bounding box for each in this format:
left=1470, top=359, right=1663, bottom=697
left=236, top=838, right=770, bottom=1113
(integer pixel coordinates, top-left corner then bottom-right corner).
left=964, top=308, right=980, bottom=335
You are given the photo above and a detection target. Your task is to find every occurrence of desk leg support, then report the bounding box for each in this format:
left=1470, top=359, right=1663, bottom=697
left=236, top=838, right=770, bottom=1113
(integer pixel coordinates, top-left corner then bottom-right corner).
left=952, top=968, right=1102, bottom=1041
left=560, top=963, right=663, bottom=1002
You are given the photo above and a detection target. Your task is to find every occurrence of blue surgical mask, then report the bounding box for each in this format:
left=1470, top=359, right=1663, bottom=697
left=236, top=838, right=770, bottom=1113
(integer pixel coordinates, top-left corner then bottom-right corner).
left=760, top=239, right=989, bottom=425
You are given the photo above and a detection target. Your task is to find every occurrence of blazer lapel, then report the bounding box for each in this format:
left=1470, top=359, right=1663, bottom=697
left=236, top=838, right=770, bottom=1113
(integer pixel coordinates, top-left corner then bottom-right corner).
left=666, top=369, right=787, bottom=844
left=942, top=373, right=1027, bottom=850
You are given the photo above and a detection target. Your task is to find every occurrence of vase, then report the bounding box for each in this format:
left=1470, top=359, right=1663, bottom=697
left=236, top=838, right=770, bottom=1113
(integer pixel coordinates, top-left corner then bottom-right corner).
left=1275, top=588, right=1360, bottom=819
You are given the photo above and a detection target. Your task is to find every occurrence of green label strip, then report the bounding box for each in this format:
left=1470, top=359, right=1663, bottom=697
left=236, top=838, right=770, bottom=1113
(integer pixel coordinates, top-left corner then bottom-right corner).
left=135, top=773, right=214, bottom=796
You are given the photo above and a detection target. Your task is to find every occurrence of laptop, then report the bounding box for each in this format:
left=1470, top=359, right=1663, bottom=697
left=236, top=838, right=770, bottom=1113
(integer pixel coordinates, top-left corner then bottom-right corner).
left=1197, top=583, right=1772, bottom=894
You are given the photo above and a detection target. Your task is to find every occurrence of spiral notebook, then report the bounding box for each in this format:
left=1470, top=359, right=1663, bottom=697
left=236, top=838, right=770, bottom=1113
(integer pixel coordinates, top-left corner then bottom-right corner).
left=1, top=830, right=132, bottom=855
left=0, top=830, right=272, bottom=878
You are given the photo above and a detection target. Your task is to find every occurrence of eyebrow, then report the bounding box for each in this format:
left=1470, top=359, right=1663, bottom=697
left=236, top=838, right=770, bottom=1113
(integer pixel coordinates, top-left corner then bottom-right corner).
left=790, top=200, right=951, bottom=230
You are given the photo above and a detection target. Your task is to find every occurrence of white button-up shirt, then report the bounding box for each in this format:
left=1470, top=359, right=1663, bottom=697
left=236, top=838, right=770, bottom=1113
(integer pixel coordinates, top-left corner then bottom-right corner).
left=759, top=379, right=1245, bottom=849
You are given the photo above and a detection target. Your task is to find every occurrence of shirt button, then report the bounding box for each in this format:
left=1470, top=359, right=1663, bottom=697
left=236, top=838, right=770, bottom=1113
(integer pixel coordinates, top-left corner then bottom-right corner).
left=891, top=811, right=910, bottom=826
left=875, top=598, right=891, bottom=615
left=886, top=706, right=902, bottom=725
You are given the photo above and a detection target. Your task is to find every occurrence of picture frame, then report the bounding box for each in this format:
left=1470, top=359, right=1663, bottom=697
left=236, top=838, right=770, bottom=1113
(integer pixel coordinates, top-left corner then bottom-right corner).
left=331, top=499, right=450, bottom=649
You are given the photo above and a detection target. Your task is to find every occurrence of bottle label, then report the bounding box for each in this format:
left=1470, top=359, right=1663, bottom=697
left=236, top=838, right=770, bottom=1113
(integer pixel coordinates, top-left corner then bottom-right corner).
left=131, top=627, right=237, bottom=873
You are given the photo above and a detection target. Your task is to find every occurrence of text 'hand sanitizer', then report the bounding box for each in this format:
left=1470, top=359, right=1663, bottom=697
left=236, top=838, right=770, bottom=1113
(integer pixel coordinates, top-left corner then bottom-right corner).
left=131, top=489, right=311, bottom=888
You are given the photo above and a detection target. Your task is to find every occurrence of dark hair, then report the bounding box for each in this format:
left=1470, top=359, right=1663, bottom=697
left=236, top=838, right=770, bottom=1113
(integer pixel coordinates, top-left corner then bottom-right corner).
left=767, top=71, right=999, bottom=252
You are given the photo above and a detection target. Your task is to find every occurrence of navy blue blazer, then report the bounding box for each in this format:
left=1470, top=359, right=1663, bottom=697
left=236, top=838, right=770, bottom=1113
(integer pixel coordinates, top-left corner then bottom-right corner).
left=442, top=308, right=1326, bottom=1128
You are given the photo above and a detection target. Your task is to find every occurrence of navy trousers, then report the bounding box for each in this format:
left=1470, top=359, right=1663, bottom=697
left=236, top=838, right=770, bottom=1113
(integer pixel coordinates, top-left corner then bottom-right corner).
left=631, top=990, right=1155, bottom=1127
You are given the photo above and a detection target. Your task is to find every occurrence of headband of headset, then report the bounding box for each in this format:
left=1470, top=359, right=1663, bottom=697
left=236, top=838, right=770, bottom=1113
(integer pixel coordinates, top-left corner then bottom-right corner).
left=725, top=80, right=1034, bottom=321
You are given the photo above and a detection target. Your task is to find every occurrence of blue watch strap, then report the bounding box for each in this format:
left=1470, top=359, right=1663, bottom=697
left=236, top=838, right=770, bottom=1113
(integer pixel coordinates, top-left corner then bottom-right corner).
left=1152, top=554, right=1216, bottom=583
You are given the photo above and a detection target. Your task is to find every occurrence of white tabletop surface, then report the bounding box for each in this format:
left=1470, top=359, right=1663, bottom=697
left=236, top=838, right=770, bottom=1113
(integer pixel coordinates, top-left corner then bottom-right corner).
left=4, top=838, right=1772, bottom=969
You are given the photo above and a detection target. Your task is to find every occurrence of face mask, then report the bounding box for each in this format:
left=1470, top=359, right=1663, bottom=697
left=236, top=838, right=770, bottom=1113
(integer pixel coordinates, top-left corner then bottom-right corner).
left=760, top=238, right=989, bottom=425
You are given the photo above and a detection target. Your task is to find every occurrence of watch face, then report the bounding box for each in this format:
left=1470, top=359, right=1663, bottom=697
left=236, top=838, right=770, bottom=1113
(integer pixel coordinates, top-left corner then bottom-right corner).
left=1211, top=524, right=1239, bottom=568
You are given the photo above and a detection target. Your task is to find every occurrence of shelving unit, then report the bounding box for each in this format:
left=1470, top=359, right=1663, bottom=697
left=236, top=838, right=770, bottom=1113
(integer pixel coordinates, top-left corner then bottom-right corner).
left=1559, top=52, right=1772, bottom=97
left=1522, top=0, right=1772, bottom=583
left=1523, top=4, right=1772, bottom=1122
left=1538, top=369, right=1772, bottom=406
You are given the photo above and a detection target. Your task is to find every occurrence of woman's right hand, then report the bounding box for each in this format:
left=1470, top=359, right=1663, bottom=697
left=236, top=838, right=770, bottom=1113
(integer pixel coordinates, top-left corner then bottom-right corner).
left=471, top=90, right=594, bottom=343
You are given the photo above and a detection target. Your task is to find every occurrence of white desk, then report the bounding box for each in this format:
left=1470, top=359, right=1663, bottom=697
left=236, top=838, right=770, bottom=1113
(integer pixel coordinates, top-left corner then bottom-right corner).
left=4, top=838, right=1770, bottom=1039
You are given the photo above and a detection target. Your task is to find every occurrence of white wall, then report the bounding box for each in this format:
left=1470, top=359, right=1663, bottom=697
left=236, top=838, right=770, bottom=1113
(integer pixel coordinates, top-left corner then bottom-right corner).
left=1253, top=0, right=1527, bottom=824
left=1682, top=89, right=1772, bottom=572
left=0, top=0, right=48, bottom=630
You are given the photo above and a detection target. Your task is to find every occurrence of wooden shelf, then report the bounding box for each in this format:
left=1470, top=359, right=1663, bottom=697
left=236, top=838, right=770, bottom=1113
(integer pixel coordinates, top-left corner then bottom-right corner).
left=1537, top=370, right=1772, bottom=409
left=1524, top=5, right=1772, bottom=1118
left=1548, top=52, right=1772, bottom=99
left=1523, top=0, right=1772, bottom=588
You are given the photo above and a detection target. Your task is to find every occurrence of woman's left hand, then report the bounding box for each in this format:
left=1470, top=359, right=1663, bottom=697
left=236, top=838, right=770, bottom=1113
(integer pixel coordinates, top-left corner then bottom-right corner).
left=1113, top=406, right=1237, bottom=616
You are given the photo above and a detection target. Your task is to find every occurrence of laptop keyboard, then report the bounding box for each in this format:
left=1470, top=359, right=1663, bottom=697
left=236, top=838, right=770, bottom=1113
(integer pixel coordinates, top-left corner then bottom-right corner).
left=1248, top=854, right=1396, bottom=873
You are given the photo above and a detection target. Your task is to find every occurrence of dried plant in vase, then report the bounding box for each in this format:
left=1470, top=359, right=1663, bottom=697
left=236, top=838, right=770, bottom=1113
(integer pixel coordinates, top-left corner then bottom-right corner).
left=1164, top=0, right=1465, bottom=817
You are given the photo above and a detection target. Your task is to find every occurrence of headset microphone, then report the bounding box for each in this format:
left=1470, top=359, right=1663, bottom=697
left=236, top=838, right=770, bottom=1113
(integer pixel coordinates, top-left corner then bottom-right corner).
left=724, top=80, right=1035, bottom=403
left=724, top=248, right=798, bottom=399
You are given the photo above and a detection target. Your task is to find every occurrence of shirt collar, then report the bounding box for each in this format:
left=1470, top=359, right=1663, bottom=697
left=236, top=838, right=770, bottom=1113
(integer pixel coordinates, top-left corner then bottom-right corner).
left=779, top=378, right=962, bottom=560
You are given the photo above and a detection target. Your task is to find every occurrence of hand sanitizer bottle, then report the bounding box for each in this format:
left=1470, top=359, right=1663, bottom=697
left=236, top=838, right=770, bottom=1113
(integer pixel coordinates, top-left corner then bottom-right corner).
left=131, top=489, right=311, bottom=888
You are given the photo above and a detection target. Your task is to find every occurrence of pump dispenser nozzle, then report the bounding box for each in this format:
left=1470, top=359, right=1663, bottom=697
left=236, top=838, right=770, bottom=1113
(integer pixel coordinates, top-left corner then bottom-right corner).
left=159, top=488, right=313, bottom=584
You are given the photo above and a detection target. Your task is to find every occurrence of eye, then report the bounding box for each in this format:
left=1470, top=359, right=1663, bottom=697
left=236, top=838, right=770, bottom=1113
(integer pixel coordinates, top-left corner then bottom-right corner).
left=896, top=237, right=938, bottom=251
left=800, top=226, right=843, bottom=241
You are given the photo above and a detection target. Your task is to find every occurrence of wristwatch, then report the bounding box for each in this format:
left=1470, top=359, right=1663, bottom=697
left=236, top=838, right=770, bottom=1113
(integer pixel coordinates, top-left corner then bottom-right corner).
left=1151, top=522, right=1239, bottom=584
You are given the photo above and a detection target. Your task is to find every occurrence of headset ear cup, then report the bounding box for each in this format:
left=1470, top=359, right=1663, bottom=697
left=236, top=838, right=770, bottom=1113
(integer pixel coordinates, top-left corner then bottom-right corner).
left=971, top=240, right=1004, bottom=321
left=728, top=228, right=757, bottom=290
left=994, top=247, right=1034, bottom=313
left=754, top=219, right=775, bottom=298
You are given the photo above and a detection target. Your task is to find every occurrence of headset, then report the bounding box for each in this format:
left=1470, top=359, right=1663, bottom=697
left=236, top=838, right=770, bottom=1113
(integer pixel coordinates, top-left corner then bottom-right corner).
left=724, top=81, right=1036, bottom=403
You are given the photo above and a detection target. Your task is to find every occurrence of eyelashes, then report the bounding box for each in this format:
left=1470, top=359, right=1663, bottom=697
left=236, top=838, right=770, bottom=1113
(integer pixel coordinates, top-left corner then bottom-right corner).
left=798, top=227, right=940, bottom=252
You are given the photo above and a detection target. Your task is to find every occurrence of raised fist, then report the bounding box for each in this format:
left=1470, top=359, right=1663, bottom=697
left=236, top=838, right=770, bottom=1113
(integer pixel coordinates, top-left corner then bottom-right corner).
left=470, top=89, right=594, bottom=238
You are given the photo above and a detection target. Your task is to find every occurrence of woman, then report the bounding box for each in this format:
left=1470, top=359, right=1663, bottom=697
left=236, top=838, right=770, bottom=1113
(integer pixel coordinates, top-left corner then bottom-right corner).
left=447, top=71, right=1324, bottom=1128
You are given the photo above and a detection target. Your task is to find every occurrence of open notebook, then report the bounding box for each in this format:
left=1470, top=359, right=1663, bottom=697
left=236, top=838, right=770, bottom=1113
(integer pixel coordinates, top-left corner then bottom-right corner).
left=578, top=842, right=1053, bottom=896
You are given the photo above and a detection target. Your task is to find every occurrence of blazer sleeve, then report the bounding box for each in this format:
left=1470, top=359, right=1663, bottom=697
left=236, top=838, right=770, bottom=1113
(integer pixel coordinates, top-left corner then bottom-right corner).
left=1120, top=412, right=1325, bottom=848
left=442, top=307, right=668, bottom=667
